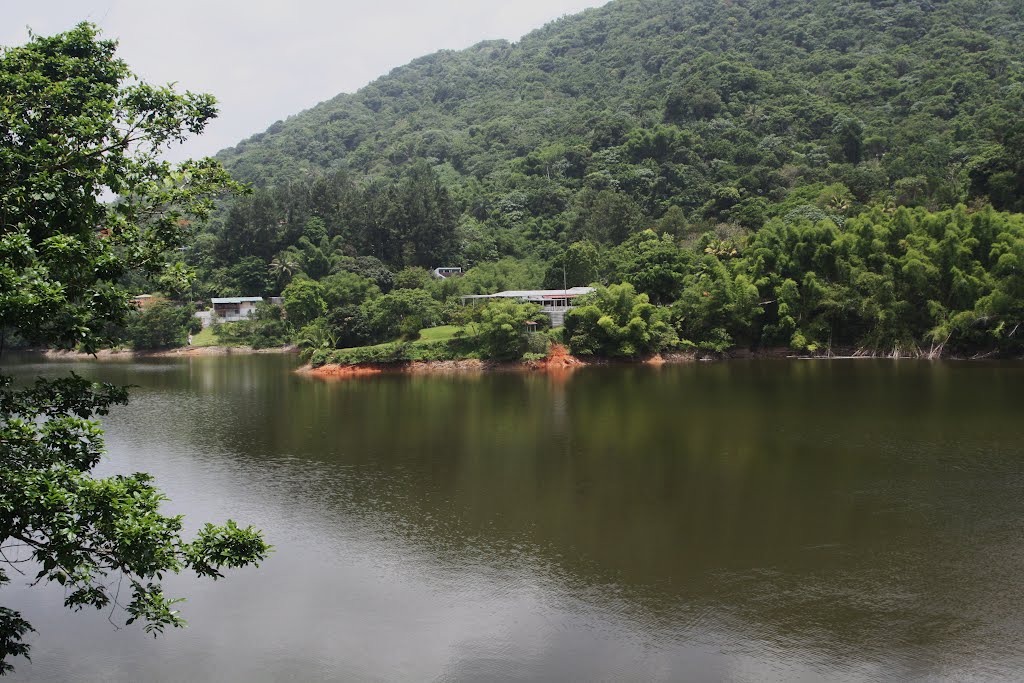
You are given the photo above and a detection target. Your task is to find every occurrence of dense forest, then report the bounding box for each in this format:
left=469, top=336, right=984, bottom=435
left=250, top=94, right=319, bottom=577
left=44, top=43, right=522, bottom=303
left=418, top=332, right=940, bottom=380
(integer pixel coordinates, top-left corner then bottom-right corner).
left=176, top=0, right=1024, bottom=357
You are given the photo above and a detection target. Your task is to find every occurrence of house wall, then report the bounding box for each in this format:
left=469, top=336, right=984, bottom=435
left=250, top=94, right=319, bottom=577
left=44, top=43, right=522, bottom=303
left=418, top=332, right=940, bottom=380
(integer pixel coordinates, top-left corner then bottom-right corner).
left=212, top=303, right=259, bottom=323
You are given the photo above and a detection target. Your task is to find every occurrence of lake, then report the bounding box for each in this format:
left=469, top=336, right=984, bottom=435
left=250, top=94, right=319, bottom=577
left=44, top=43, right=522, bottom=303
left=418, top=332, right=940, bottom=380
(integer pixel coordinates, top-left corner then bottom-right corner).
left=3, top=354, right=1024, bottom=681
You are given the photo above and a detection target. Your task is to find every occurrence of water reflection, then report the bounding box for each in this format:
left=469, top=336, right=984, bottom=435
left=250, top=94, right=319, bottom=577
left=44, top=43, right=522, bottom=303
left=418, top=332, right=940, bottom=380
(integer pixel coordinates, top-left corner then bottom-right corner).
left=3, top=354, right=1024, bottom=681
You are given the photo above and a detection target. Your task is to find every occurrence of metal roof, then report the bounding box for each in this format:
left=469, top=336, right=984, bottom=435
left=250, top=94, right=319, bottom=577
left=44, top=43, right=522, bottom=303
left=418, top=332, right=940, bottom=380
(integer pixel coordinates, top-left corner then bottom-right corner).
left=211, top=297, right=264, bottom=304
left=461, top=287, right=595, bottom=300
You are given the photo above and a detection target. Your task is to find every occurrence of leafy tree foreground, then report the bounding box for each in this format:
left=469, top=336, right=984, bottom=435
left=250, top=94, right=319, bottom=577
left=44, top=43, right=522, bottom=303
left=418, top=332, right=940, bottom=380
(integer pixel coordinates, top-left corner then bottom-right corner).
left=0, top=25, right=269, bottom=673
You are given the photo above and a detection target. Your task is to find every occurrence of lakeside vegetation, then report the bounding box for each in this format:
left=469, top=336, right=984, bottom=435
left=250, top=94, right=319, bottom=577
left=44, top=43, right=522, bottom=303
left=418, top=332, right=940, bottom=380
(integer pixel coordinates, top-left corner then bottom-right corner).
left=7, top=0, right=1024, bottom=363
left=4, top=5, right=1024, bottom=677
left=165, top=0, right=1023, bottom=363
left=170, top=200, right=1024, bottom=365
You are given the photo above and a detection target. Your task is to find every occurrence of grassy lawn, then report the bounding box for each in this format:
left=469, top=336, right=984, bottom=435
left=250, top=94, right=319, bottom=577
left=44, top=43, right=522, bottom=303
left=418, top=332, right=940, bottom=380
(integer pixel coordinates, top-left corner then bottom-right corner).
left=416, top=325, right=462, bottom=342
left=334, top=326, right=466, bottom=353
left=189, top=326, right=221, bottom=347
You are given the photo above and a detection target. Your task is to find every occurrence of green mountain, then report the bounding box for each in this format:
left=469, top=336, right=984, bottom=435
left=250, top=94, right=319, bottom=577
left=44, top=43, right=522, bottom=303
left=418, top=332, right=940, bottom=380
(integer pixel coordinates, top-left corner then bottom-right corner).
left=217, top=0, right=1024, bottom=216
left=190, top=0, right=1024, bottom=358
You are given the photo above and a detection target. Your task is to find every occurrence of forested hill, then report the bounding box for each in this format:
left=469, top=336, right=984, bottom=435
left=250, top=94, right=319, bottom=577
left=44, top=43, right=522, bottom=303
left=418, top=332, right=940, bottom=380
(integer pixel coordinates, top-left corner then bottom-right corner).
left=181, top=0, right=1024, bottom=359
left=217, top=0, right=1024, bottom=215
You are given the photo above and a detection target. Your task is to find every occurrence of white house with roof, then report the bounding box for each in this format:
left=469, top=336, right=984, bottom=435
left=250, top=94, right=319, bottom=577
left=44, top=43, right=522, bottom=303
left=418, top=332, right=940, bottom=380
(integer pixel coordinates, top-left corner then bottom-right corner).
left=211, top=297, right=264, bottom=323
left=460, top=287, right=595, bottom=327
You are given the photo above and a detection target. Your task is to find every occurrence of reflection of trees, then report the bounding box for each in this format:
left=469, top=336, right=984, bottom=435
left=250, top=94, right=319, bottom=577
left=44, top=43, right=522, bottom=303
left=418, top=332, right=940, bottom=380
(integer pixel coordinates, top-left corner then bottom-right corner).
left=38, top=355, right=1024, bottom=672
left=277, top=360, right=1021, bottom=669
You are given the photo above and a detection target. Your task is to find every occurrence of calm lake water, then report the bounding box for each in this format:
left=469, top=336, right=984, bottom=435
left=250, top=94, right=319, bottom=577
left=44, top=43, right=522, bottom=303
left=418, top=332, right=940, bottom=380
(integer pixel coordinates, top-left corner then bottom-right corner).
left=3, top=354, right=1024, bottom=682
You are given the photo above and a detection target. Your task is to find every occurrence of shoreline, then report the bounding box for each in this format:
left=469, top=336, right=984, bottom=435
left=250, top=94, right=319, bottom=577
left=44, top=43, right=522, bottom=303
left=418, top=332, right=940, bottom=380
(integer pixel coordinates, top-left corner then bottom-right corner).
left=296, top=343, right=591, bottom=379
left=298, top=344, right=1019, bottom=379
left=297, top=351, right=793, bottom=380
left=298, top=346, right=802, bottom=379
left=9, top=344, right=1014, bottom=372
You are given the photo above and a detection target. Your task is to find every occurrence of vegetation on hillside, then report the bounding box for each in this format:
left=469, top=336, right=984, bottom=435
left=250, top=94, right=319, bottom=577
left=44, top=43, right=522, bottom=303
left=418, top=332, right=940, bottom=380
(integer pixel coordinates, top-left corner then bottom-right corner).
left=10, top=2, right=1023, bottom=361
left=163, top=0, right=1024, bottom=360
left=227, top=202, right=1024, bottom=362
left=217, top=0, right=1024, bottom=223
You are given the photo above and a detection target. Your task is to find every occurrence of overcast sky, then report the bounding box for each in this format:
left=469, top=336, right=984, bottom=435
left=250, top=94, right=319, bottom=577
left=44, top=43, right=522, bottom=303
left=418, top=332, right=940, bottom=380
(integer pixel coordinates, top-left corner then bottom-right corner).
left=3, top=1, right=608, bottom=161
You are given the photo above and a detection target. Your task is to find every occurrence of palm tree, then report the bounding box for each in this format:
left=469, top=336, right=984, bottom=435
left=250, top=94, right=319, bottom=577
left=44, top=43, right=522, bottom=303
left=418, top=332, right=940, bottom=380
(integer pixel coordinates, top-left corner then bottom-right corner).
left=268, top=252, right=300, bottom=288
left=297, top=321, right=339, bottom=361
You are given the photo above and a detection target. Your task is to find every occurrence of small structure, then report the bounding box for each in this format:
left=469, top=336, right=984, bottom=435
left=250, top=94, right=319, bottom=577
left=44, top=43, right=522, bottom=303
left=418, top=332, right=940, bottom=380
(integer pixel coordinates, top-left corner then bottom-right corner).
left=211, top=297, right=263, bottom=323
left=131, top=294, right=163, bottom=309
left=432, top=267, right=463, bottom=279
left=461, top=287, right=595, bottom=328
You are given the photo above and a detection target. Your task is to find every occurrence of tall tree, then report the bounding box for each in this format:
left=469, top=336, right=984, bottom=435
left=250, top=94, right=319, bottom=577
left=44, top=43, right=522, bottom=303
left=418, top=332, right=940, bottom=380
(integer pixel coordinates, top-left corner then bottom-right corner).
left=387, top=161, right=459, bottom=268
left=0, top=24, right=269, bottom=673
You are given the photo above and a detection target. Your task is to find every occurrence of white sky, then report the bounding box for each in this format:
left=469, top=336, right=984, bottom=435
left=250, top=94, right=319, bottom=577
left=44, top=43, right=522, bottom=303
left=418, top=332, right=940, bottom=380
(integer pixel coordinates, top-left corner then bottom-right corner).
left=3, top=0, right=608, bottom=162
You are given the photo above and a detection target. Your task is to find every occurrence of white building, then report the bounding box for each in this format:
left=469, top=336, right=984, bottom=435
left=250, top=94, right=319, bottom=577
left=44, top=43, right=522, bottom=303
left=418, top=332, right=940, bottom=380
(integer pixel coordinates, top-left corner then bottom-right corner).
left=432, top=267, right=463, bottom=279
left=211, top=297, right=264, bottom=323
left=460, top=287, right=595, bottom=327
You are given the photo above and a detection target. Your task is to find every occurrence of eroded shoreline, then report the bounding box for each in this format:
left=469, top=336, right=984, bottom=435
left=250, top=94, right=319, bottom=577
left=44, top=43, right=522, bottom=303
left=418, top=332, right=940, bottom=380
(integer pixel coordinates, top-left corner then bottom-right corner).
left=296, top=344, right=1018, bottom=380
left=297, top=345, right=767, bottom=380
left=16, top=344, right=1011, bottom=375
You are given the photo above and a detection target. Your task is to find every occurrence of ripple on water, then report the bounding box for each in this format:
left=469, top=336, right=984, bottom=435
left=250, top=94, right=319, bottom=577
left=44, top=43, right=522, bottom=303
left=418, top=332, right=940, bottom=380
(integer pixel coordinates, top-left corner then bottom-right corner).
left=4, top=356, right=1024, bottom=682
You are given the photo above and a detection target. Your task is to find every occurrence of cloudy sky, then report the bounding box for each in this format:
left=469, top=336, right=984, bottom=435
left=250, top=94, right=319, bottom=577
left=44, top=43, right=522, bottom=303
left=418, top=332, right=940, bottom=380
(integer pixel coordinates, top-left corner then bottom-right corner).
left=3, top=0, right=608, bottom=161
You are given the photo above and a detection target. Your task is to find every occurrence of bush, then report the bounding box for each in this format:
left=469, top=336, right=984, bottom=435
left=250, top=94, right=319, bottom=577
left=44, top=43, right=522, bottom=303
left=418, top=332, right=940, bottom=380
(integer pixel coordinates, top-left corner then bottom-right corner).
left=311, top=339, right=459, bottom=367
left=364, top=288, right=441, bottom=342
left=127, top=302, right=194, bottom=350
left=563, top=283, right=677, bottom=357
left=526, top=330, right=551, bottom=356
left=214, top=303, right=293, bottom=349
left=465, top=300, right=543, bottom=360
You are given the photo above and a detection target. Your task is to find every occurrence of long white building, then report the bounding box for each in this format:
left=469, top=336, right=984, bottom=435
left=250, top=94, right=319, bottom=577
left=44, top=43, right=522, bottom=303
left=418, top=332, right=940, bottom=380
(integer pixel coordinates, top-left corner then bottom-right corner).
left=460, top=287, right=595, bottom=327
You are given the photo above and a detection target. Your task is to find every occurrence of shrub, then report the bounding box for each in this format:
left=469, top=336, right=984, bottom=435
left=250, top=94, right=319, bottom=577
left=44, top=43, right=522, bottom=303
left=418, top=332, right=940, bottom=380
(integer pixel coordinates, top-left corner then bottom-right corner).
left=364, top=288, right=441, bottom=341
left=563, top=283, right=677, bottom=357
left=214, top=303, right=293, bottom=349
left=466, top=300, right=542, bottom=360
left=127, top=302, right=194, bottom=350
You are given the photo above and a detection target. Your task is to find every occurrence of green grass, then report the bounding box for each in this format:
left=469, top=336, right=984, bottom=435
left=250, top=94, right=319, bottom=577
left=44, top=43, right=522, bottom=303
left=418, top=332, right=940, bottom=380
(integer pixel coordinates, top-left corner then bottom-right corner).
left=189, top=326, right=220, bottom=347
left=313, top=326, right=470, bottom=366
left=335, top=339, right=393, bottom=353
left=416, top=325, right=462, bottom=342
left=335, top=325, right=464, bottom=352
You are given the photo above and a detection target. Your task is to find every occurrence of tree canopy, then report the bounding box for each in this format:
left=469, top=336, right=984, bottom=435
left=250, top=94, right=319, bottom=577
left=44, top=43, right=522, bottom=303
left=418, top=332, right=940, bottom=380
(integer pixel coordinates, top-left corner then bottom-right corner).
left=170, top=0, right=1024, bottom=361
left=0, top=24, right=268, bottom=674
left=216, top=0, right=1024, bottom=233
left=9, top=2, right=1024, bottom=370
